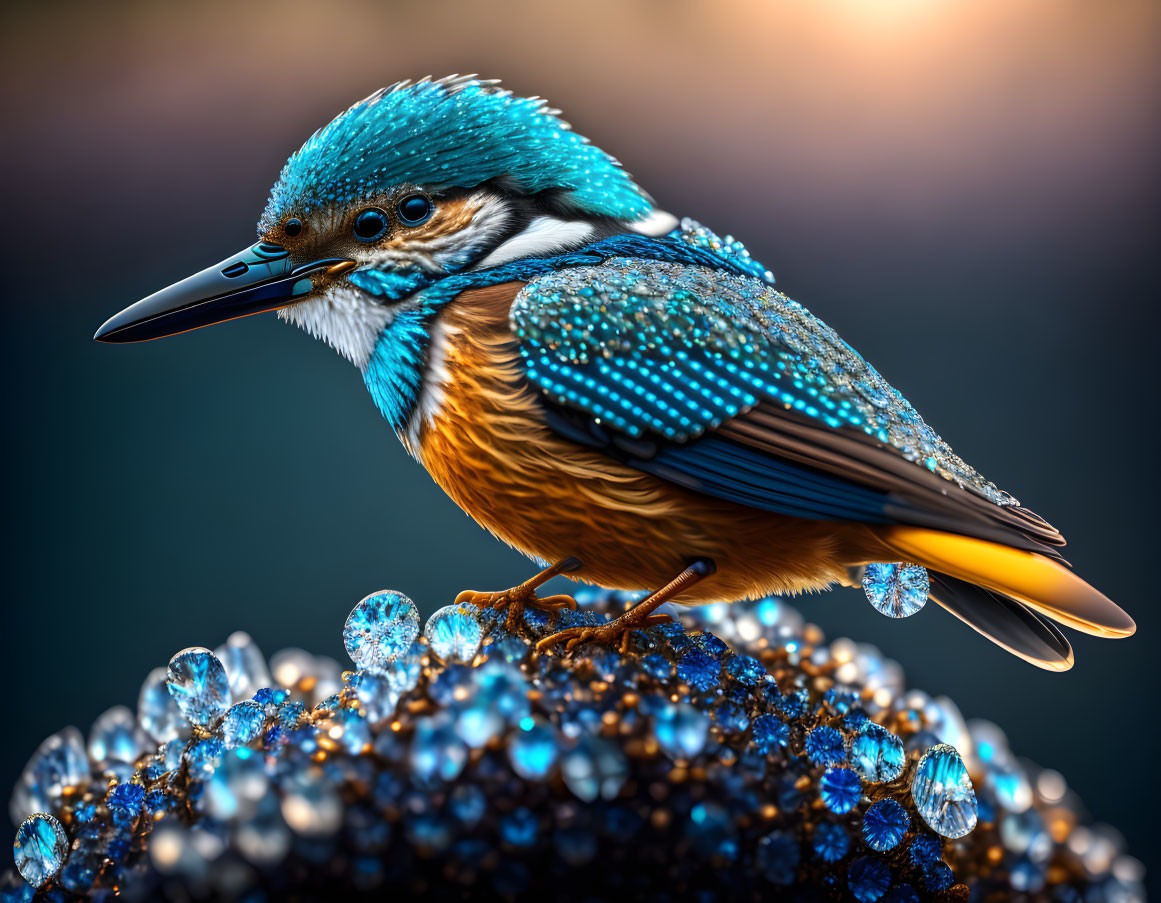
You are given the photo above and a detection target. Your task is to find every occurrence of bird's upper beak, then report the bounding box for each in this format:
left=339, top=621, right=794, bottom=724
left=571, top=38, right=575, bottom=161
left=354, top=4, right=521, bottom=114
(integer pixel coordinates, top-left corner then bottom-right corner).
left=93, top=241, right=355, bottom=343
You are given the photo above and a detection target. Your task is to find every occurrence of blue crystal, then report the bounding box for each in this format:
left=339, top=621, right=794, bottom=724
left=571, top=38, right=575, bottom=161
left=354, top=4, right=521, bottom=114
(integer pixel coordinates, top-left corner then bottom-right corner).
left=813, top=822, right=850, bottom=862
left=107, top=782, right=145, bottom=818
left=819, top=766, right=862, bottom=814
left=775, top=688, right=809, bottom=719
left=386, top=640, right=425, bottom=694
left=862, top=563, right=929, bottom=618
left=750, top=714, right=790, bottom=754
left=166, top=647, right=231, bottom=726
left=500, top=808, right=538, bottom=848
left=711, top=700, right=751, bottom=733
left=348, top=670, right=400, bottom=728
left=561, top=735, right=627, bottom=802
left=214, top=631, right=272, bottom=701
left=805, top=726, right=846, bottom=766
left=184, top=737, right=224, bottom=780
left=87, top=706, right=148, bottom=766
left=653, top=703, right=709, bottom=760
left=848, top=856, right=892, bottom=903
left=724, top=654, right=765, bottom=685
left=908, top=834, right=942, bottom=867
left=144, top=790, right=172, bottom=815
left=343, top=590, right=420, bottom=673
left=911, top=744, right=977, bottom=838
left=923, top=861, right=955, bottom=892
left=72, top=803, right=95, bottom=823
left=10, top=728, right=88, bottom=824
left=691, top=633, right=729, bottom=658
left=220, top=701, right=265, bottom=749
left=252, top=687, right=285, bottom=707
left=676, top=649, right=721, bottom=691
left=409, top=718, right=467, bottom=783
left=13, top=815, right=67, bottom=887
left=849, top=723, right=906, bottom=783
left=489, top=634, right=531, bottom=664
left=640, top=654, right=672, bottom=681
left=423, top=604, right=483, bottom=663
left=862, top=798, right=910, bottom=851
left=508, top=723, right=559, bottom=779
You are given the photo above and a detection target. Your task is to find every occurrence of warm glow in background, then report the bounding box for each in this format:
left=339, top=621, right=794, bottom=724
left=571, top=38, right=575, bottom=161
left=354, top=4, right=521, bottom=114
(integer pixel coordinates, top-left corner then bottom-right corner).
left=3, top=0, right=1159, bottom=880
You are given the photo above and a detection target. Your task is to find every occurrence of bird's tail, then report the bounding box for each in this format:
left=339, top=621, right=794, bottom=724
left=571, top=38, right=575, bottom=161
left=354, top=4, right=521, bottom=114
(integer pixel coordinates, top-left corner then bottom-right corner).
left=868, top=526, right=1134, bottom=669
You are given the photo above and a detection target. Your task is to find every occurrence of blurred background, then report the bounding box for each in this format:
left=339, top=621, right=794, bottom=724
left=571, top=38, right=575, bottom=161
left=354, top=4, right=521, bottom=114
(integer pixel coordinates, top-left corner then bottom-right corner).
left=2, top=0, right=1159, bottom=885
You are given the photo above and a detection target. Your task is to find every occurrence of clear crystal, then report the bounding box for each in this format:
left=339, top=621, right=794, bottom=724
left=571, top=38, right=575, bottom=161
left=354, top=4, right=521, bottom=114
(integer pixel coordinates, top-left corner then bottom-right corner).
left=138, top=666, right=187, bottom=743
left=166, top=647, right=231, bottom=726
left=9, top=728, right=88, bottom=824
left=423, top=604, right=483, bottom=663
left=863, top=563, right=929, bottom=618
left=343, top=591, right=420, bottom=673
left=88, top=705, right=149, bottom=766
left=214, top=632, right=272, bottom=701
left=13, top=814, right=67, bottom=887
left=848, top=722, right=906, bottom=783
left=912, top=743, right=978, bottom=838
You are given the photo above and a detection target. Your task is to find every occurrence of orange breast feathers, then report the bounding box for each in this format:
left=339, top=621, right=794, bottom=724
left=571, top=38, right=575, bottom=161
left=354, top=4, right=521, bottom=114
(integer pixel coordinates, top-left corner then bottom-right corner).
left=414, top=283, right=874, bottom=605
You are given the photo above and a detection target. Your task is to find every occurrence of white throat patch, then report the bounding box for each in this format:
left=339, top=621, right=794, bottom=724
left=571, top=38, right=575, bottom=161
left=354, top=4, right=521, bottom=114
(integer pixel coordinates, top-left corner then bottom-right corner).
left=278, top=283, right=391, bottom=370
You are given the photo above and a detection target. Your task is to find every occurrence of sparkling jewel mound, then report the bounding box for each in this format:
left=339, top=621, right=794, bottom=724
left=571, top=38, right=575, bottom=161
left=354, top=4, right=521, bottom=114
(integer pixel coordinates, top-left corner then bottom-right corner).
left=863, top=563, right=930, bottom=619
left=3, top=589, right=1143, bottom=901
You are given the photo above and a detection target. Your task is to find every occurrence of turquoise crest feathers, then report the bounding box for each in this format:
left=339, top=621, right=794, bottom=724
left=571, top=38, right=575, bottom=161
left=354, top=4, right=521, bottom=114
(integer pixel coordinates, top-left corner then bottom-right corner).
left=259, top=75, right=654, bottom=233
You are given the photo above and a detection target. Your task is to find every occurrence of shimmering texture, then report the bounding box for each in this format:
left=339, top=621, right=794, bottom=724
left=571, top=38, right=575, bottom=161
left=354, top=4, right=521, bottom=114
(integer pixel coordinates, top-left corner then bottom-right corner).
left=513, top=227, right=1014, bottom=506
left=259, top=76, right=652, bottom=233
left=912, top=744, right=978, bottom=839
left=819, top=767, right=862, bottom=814
left=863, top=798, right=910, bottom=851
left=750, top=714, right=790, bottom=754
left=343, top=591, right=420, bottom=673
left=214, top=632, right=272, bottom=702
left=863, top=563, right=930, bottom=618
left=804, top=726, right=846, bottom=766
left=9, top=728, right=88, bottom=825
left=423, top=604, right=483, bottom=663
left=87, top=706, right=148, bottom=767
left=13, top=815, right=67, bottom=887
left=848, top=723, right=907, bottom=783
left=676, top=649, right=720, bottom=691
left=220, top=702, right=265, bottom=750
left=137, top=667, right=187, bottom=745
left=165, top=648, right=231, bottom=726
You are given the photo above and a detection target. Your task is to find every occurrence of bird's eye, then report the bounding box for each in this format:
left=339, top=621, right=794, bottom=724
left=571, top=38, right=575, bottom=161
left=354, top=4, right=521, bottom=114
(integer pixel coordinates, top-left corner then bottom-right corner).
left=353, top=208, right=389, bottom=242
left=397, top=195, right=433, bottom=226
left=283, top=217, right=303, bottom=238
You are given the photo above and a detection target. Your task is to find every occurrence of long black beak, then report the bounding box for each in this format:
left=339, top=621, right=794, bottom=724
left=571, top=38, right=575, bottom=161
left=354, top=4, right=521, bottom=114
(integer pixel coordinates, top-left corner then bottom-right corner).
left=94, top=241, right=354, bottom=343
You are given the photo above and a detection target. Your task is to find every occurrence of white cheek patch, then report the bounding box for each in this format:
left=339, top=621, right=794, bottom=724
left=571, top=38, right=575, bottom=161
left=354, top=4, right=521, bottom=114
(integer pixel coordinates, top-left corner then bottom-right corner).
left=476, top=216, right=596, bottom=268
left=278, top=284, right=392, bottom=370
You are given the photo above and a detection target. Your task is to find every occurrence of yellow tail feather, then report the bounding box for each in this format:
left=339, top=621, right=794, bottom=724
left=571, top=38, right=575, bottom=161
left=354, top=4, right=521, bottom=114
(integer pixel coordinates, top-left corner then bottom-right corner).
left=874, top=526, right=1135, bottom=638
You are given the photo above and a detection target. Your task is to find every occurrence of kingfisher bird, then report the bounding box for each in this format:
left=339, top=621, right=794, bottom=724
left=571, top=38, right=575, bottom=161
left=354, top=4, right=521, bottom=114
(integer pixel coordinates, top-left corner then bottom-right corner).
left=95, top=76, right=1134, bottom=669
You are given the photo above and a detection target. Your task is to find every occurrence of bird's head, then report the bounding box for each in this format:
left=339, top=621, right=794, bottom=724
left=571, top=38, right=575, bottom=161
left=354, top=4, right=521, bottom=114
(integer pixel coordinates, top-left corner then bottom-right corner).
left=95, top=76, right=667, bottom=369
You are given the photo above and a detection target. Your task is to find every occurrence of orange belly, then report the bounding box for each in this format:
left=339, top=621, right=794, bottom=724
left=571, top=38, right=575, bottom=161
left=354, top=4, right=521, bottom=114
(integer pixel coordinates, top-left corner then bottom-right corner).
left=416, top=284, right=877, bottom=605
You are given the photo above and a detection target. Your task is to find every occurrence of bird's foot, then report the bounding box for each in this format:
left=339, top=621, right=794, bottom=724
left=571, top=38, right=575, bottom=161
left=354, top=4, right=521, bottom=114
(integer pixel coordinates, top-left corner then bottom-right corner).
left=535, top=559, right=715, bottom=656
left=456, top=557, right=582, bottom=632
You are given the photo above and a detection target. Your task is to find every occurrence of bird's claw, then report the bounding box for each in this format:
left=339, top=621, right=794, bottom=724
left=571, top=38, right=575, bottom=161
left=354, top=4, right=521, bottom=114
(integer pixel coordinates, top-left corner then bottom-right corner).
left=455, top=588, right=576, bottom=632
left=535, top=613, right=671, bottom=656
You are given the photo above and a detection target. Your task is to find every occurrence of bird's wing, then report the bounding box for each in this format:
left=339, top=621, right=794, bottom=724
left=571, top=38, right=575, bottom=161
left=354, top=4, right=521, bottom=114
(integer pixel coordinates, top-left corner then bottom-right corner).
left=509, top=254, right=1123, bottom=669
left=511, top=256, right=1062, bottom=556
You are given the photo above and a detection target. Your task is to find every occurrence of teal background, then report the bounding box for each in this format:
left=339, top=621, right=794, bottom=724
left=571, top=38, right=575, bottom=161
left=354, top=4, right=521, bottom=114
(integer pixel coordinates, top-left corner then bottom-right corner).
left=2, top=0, right=1158, bottom=886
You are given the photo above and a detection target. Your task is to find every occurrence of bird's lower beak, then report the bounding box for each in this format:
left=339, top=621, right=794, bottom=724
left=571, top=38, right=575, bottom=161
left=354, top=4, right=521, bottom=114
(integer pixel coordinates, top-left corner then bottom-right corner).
left=93, top=241, right=355, bottom=343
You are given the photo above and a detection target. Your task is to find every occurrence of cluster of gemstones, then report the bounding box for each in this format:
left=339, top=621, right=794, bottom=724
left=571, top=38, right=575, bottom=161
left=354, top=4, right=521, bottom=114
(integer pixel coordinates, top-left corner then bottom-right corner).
left=5, top=589, right=1143, bottom=900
